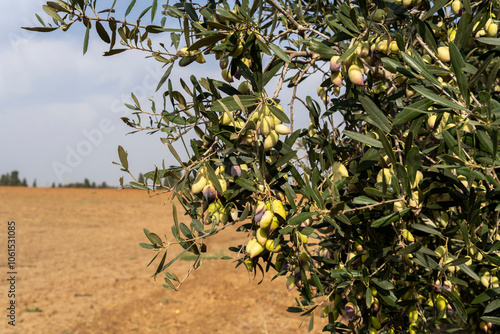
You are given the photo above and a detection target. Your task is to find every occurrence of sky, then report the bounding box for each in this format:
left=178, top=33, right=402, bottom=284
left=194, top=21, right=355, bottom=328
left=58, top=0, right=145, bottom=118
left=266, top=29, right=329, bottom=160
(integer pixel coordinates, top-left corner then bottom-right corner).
left=0, top=1, right=324, bottom=187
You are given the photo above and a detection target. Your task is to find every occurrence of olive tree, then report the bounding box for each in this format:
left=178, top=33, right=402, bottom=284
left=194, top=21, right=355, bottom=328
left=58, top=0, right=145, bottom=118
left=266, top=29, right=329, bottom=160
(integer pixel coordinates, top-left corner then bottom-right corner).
left=26, top=0, right=500, bottom=333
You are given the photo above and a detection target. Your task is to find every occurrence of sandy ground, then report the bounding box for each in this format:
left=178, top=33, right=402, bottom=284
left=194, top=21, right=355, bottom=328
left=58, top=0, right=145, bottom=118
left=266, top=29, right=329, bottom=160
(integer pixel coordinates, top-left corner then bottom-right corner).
left=0, top=187, right=327, bottom=334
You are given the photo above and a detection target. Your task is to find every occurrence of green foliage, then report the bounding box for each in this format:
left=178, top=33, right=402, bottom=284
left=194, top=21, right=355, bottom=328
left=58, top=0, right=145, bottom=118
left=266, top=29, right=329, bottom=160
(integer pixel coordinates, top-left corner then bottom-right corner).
left=27, top=0, right=500, bottom=333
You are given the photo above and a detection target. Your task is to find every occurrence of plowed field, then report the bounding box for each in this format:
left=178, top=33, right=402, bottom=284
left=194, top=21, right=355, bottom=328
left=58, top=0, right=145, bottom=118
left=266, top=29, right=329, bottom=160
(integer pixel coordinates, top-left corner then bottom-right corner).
left=0, top=187, right=327, bottom=334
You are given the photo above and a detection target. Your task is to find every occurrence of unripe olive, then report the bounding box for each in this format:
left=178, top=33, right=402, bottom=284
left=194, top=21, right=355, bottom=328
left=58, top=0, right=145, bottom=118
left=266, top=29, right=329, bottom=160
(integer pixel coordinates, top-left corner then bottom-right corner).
left=487, top=22, right=498, bottom=37
left=376, top=40, right=389, bottom=53
left=259, top=210, right=274, bottom=229
left=435, top=295, right=447, bottom=312
left=178, top=46, right=189, bottom=56
left=393, top=200, right=406, bottom=212
left=191, top=174, right=207, bottom=194
left=271, top=199, right=286, bottom=220
left=330, top=55, right=341, bottom=72
left=219, top=55, right=229, bottom=70
left=371, top=316, right=382, bottom=329
left=232, top=41, right=244, bottom=57
left=195, top=53, right=206, bottom=64
left=238, top=81, right=251, bottom=95
left=411, top=170, right=423, bottom=189
left=479, top=321, right=488, bottom=333
left=298, top=232, right=308, bottom=244
left=348, top=64, right=364, bottom=86
left=372, top=9, right=386, bottom=22
left=269, top=216, right=280, bottom=233
left=356, top=41, right=370, bottom=58
left=451, top=0, right=463, bottom=16
left=437, top=46, right=451, bottom=62
left=245, top=259, right=254, bottom=271
left=263, top=130, right=279, bottom=151
left=403, top=0, right=413, bottom=8
left=265, top=238, right=282, bottom=252
left=401, top=229, right=415, bottom=243
left=275, top=123, right=292, bottom=135
left=256, top=227, right=268, bottom=246
left=331, top=71, right=343, bottom=87
left=377, top=168, right=393, bottom=184
left=389, top=40, right=400, bottom=54
left=221, top=69, right=233, bottom=83
left=427, top=114, right=438, bottom=129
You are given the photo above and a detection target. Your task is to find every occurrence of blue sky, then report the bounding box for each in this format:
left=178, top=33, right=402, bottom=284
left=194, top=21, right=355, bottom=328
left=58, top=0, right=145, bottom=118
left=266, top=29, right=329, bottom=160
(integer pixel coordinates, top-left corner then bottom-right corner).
left=1, top=1, right=193, bottom=187
left=1, top=1, right=327, bottom=187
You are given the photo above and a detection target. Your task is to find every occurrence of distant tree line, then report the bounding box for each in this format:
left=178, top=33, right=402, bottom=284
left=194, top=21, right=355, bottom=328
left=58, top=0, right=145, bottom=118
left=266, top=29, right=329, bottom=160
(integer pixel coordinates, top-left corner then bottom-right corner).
left=50, top=178, right=113, bottom=189
left=0, top=170, right=114, bottom=188
left=0, top=171, right=27, bottom=187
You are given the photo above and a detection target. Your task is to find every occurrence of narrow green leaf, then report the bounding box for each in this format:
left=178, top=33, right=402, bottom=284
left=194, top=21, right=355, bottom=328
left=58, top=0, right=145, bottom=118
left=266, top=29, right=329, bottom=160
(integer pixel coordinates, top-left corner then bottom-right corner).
left=352, top=196, right=378, bottom=205
left=83, top=22, right=90, bottom=55
left=308, top=39, right=336, bottom=59
left=366, top=285, right=373, bottom=308
left=372, top=278, right=395, bottom=290
left=151, top=0, right=158, bottom=22
left=359, top=95, right=392, bottom=133
left=481, top=316, right=500, bottom=325
left=234, top=177, right=258, bottom=192
left=472, top=288, right=500, bottom=304
left=401, top=52, right=441, bottom=87
left=130, top=182, right=148, bottom=190
left=268, top=104, right=290, bottom=124
left=381, top=57, right=419, bottom=79
left=42, top=5, right=63, bottom=23
left=163, top=113, right=188, bottom=125
left=442, top=289, right=467, bottom=324
left=118, top=145, right=128, bottom=170
left=288, top=212, right=316, bottom=226
left=153, top=251, right=167, bottom=277
left=343, top=130, right=383, bottom=148
left=308, top=314, right=314, bottom=333
left=338, top=12, right=359, bottom=33
left=212, top=95, right=260, bottom=112
left=371, top=208, right=411, bottom=228
left=22, top=26, right=58, bottom=32
left=188, top=34, right=226, bottom=51
left=477, top=38, right=500, bottom=46
left=378, top=130, right=397, bottom=167
left=411, top=223, right=443, bottom=238
left=268, top=42, right=291, bottom=62
left=125, top=0, right=137, bottom=17
left=407, top=146, right=420, bottom=186
left=422, top=0, right=449, bottom=20
left=397, top=242, right=422, bottom=256
left=146, top=232, right=163, bottom=246
left=442, top=130, right=460, bottom=157
left=95, top=21, right=110, bottom=43
left=411, top=85, right=468, bottom=111
left=156, top=64, right=173, bottom=92
left=449, top=42, right=469, bottom=103
left=179, top=222, right=194, bottom=239
left=311, top=273, right=324, bottom=294
left=161, top=139, right=184, bottom=165
left=206, top=164, right=222, bottom=194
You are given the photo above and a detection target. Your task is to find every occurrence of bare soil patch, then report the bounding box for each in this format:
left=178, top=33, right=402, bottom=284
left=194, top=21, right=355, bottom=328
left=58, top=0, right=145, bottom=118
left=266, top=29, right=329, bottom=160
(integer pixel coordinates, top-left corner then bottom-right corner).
left=0, top=187, right=326, bottom=333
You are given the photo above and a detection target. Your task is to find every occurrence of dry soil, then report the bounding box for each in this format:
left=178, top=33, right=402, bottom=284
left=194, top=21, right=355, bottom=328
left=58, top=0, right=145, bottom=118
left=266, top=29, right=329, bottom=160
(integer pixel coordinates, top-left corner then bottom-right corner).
left=0, top=187, right=328, bottom=334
